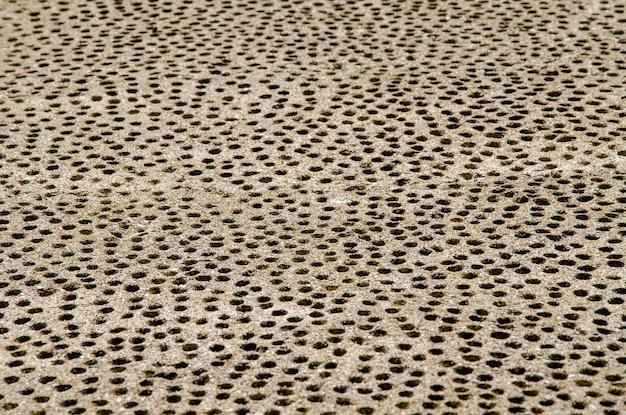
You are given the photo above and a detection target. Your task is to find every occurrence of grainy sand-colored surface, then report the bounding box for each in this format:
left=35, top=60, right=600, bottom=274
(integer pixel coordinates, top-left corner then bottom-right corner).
left=1, top=1, right=625, bottom=414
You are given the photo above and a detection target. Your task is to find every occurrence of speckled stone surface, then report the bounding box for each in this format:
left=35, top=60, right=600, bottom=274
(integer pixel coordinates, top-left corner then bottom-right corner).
left=1, top=0, right=625, bottom=414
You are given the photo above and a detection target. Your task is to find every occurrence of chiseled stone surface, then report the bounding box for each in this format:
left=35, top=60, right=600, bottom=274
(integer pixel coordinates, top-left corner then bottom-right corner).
left=1, top=0, right=625, bottom=414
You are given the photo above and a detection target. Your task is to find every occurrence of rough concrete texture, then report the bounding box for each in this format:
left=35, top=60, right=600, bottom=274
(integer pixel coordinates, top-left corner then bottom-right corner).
left=1, top=0, right=626, bottom=414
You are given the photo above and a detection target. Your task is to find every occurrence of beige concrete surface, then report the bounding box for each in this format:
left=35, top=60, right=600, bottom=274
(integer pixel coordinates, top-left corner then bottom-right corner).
left=1, top=0, right=625, bottom=414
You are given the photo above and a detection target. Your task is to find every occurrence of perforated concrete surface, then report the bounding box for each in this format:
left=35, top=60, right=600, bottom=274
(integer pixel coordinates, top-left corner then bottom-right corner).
left=1, top=0, right=626, bottom=414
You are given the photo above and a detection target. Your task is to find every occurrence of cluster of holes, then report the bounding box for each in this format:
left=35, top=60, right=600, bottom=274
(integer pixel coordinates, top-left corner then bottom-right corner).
left=1, top=0, right=626, bottom=414
left=1, top=174, right=625, bottom=414
left=1, top=0, right=625, bottom=196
